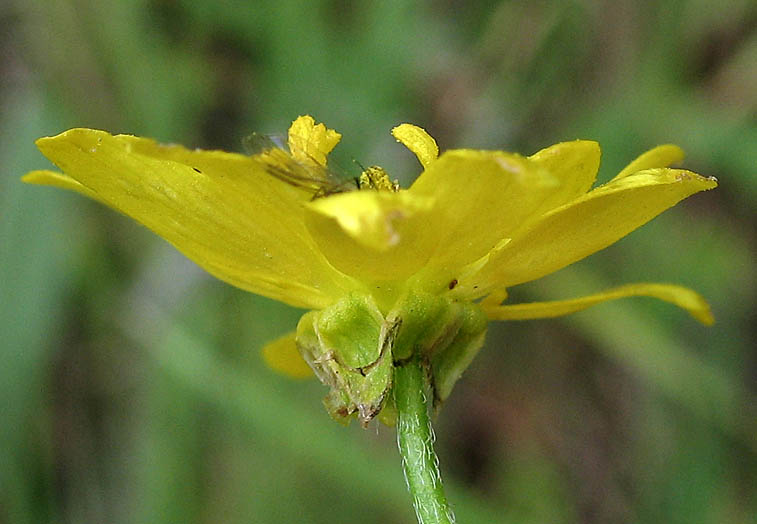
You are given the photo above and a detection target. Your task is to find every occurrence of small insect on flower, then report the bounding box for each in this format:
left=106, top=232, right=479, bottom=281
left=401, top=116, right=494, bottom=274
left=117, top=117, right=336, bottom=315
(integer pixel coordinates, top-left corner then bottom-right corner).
left=243, top=132, right=399, bottom=199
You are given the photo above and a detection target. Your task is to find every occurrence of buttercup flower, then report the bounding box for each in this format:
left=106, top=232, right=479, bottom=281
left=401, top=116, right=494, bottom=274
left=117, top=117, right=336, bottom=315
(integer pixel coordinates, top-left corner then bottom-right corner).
left=24, top=115, right=717, bottom=522
left=24, top=116, right=716, bottom=416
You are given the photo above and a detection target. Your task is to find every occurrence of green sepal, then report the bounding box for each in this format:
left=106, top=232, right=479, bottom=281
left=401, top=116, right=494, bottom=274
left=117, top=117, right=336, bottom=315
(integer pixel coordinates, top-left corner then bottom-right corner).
left=428, top=303, right=488, bottom=403
left=316, top=293, right=385, bottom=368
left=296, top=293, right=397, bottom=426
left=388, top=290, right=463, bottom=361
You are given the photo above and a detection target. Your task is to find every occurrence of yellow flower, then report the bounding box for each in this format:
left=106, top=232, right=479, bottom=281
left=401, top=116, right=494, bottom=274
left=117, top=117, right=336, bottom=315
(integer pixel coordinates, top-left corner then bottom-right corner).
left=23, top=115, right=717, bottom=417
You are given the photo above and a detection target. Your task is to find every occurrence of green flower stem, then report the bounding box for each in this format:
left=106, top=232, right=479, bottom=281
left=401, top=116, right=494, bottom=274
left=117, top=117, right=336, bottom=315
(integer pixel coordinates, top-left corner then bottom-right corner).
left=394, top=358, right=454, bottom=524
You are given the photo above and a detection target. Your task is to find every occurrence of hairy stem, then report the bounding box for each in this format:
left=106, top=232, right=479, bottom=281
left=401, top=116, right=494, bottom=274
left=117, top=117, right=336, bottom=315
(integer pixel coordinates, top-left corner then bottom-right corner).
left=394, top=359, right=454, bottom=524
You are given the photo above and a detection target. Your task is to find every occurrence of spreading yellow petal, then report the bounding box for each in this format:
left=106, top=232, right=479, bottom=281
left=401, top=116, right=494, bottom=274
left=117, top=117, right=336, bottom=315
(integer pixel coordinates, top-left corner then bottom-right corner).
left=409, top=149, right=558, bottom=279
left=27, top=128, right=354, bottom=309
left=472, top=168, right=717, bottom=292
left=392, top=123, right=439, bottom=168
left=526, top=140, right=600, bottom=212
left=261, top=332, right=314, bottom=378
left=481, top=282, right=714, bottom=325
left=304, top=190, right=437, bottom=282
left=23, top=169, right=100, bottom=201
left=613, top=144, right=685, bottom=181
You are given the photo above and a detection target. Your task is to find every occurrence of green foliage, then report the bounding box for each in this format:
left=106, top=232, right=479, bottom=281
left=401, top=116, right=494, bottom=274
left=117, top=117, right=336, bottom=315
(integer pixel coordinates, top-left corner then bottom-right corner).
left=2, top=0, right=754, bottom=522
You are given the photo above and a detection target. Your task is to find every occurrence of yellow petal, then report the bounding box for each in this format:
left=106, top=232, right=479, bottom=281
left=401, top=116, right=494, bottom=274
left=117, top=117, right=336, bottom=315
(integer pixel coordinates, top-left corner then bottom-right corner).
left=391, top=123, right=439, bottom=168
left=473, top=168, right=718, bottom=291
left=23, top=169, right=100, bottom=200
left=482, top=282, right=714, bottom=325
left=261, top=332, right=314, bottom=378
left=526, top=140, right=600, bottom=210
left=287, top=115, right=341, bottom=167
left=27, top=128, right=353, bottom=309
left=304, top=190, right=436, bottom=281
left=612, top=144, right=685, bottom=181
left=409, top=149, right=558, bottom=276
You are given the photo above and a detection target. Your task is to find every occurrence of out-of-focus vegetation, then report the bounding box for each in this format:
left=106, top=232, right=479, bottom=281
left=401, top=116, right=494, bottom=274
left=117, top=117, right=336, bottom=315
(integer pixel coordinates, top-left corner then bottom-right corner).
left=1, top=1, right=755, bottom=523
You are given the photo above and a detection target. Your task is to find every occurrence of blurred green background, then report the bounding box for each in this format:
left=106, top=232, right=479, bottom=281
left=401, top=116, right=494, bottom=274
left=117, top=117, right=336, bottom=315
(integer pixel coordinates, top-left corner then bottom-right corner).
left=2, top=1, right=755, bottom=523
